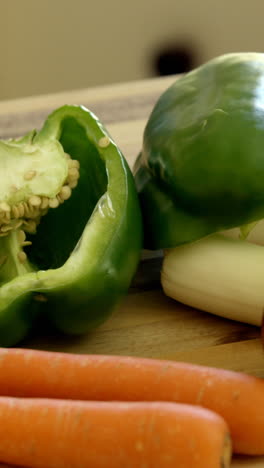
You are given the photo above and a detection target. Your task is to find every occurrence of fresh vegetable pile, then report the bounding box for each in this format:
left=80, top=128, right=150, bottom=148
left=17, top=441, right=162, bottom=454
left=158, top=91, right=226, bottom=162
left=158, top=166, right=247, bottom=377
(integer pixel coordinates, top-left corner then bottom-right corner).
left=0, top=105, right=142, bottom=347
left=0, top=347, right=264, bottom=466
left=1, top=52, right=264, bottom=467
left=135, top=52, right=264, bottom=326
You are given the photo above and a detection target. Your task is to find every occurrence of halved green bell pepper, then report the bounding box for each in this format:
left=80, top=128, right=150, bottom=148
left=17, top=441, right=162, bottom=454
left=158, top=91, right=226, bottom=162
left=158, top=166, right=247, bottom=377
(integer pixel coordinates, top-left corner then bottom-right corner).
left=134, top=53, right=264, bottom=249
left=0, top=105, right=142, bottom=346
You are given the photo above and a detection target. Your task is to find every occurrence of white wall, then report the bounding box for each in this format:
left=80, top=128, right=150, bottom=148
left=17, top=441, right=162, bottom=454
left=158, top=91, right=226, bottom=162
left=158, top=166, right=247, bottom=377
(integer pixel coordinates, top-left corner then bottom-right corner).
left=1, top=0, right=264, bottom=100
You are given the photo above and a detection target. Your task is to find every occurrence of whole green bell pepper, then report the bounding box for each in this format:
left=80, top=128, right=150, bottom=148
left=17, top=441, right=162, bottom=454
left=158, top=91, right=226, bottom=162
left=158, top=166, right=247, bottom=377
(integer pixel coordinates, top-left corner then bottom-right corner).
left=0, top=105, right=142, bottom=346
left=134, top=53, right=264, bottom=249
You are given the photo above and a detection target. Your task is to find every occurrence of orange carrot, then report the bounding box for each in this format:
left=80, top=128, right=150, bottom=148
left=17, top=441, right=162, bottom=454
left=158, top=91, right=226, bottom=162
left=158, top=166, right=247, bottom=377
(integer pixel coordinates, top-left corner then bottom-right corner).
left=0, top=398, right=231, bottom=468
left=0, top=465, right=17, bottom=468
left=0, top=465, right=20, bottom=468
left=0, top=347, right=261, bottom=455
left=0, top=465, right=19, bottom=468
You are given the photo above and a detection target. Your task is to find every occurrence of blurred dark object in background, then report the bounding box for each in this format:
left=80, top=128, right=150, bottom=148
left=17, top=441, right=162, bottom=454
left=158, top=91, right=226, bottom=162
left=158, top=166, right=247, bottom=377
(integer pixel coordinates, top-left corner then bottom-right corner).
left=153, top=45, right=195, bottom=76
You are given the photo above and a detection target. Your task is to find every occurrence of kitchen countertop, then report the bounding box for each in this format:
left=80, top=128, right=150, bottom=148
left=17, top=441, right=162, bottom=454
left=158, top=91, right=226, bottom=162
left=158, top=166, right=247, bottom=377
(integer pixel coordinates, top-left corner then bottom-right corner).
left=0, top=76, right=263, bottom=467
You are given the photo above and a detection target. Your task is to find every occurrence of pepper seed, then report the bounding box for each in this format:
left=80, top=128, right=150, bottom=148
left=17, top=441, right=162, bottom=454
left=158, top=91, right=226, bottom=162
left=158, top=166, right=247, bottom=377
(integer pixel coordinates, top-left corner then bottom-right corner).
left=12, top=220, right=23, bottom=230
left=17, top=203, right=25, bottom=217
left=17, top=230, right=26, bottom=244
left=68, top=167, right=79, bottom=180
left=1, top=225, right=12, bottom=232
left=40, top=197, right=49, bottom=210
left=60, top=186, right=72, bottom=201
left=17, top=251, right=27, bottom=263
left=98, top=136, right=110, bottom=148
left=23, top=220, right=37, bottom=233
left=12, top=205, right=20, bottom=219
left=68, top=160, right=80, bottom=169
left=22, top=240, right=32, bottom=247
left=0, top=202, right=10, bottom=213
left=29, top=195, right=42, bottom=207
left=69, top=180, right=78, bottom=189
left=24, top=170, right=37, bottom=181
left=49, top=198, right=60, bottom=208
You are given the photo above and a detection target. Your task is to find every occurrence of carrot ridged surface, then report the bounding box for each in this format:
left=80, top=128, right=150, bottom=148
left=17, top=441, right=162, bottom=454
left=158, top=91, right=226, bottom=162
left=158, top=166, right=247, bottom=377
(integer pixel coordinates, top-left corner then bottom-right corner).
left=0, top=398, right=230, bottom=468
left=0, top=347, right=261, bottom=454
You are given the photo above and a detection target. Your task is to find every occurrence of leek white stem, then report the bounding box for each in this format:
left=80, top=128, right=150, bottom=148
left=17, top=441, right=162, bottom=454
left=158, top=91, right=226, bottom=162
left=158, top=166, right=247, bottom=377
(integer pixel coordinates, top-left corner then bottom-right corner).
left=161, top=234, right=264, bottom=326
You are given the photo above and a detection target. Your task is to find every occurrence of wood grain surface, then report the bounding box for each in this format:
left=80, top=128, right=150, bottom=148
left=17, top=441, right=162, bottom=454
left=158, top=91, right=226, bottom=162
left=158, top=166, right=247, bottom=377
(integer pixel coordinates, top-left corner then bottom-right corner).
left=0, top=76, right=263, bottom=468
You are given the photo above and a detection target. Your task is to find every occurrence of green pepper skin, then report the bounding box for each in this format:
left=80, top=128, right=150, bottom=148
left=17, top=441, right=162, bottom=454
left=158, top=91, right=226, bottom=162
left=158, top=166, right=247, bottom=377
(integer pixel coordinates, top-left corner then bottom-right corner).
left=135, top=53, right=264, bottom=249
left=0, top=105, right=142, bottom=346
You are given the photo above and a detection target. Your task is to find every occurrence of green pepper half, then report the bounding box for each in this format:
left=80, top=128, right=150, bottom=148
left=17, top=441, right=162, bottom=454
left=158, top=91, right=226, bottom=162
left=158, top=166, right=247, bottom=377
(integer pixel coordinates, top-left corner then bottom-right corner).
left=0, top=105, right=142, bottom=346
left=135, top=53, right=264, bottom=249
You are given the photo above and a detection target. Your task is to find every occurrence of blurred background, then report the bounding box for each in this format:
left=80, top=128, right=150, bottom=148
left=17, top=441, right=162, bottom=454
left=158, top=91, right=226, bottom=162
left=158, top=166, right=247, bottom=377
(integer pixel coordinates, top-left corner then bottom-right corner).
left=1, top=0, right=264, bottom=100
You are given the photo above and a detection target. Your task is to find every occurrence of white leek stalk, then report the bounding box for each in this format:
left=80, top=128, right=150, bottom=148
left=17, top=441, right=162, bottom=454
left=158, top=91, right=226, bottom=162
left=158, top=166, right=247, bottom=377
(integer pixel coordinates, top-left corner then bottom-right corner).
left=161, top=233, right=264, bottom=326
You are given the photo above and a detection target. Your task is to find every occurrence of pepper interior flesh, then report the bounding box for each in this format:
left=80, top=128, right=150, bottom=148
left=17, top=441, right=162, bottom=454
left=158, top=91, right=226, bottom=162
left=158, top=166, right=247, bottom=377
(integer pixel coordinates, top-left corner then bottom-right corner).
left=0, top=106, right=142, bottom=347
left=0, top=129, right=80, bottom=286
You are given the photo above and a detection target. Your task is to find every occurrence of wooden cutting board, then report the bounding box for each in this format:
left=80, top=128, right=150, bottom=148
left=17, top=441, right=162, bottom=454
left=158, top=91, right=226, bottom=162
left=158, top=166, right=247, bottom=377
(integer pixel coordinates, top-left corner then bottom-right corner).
left=0, top=76, right=263, bottom=467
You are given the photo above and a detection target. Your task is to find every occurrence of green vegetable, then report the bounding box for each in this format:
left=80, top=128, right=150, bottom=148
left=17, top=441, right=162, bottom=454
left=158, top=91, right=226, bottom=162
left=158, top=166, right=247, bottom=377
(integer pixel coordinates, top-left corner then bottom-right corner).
left=134, top=52, right=264, bottom=325
left=135, top=52, right=264, bottom=249
left=0, top=105, right=142, bottom=346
